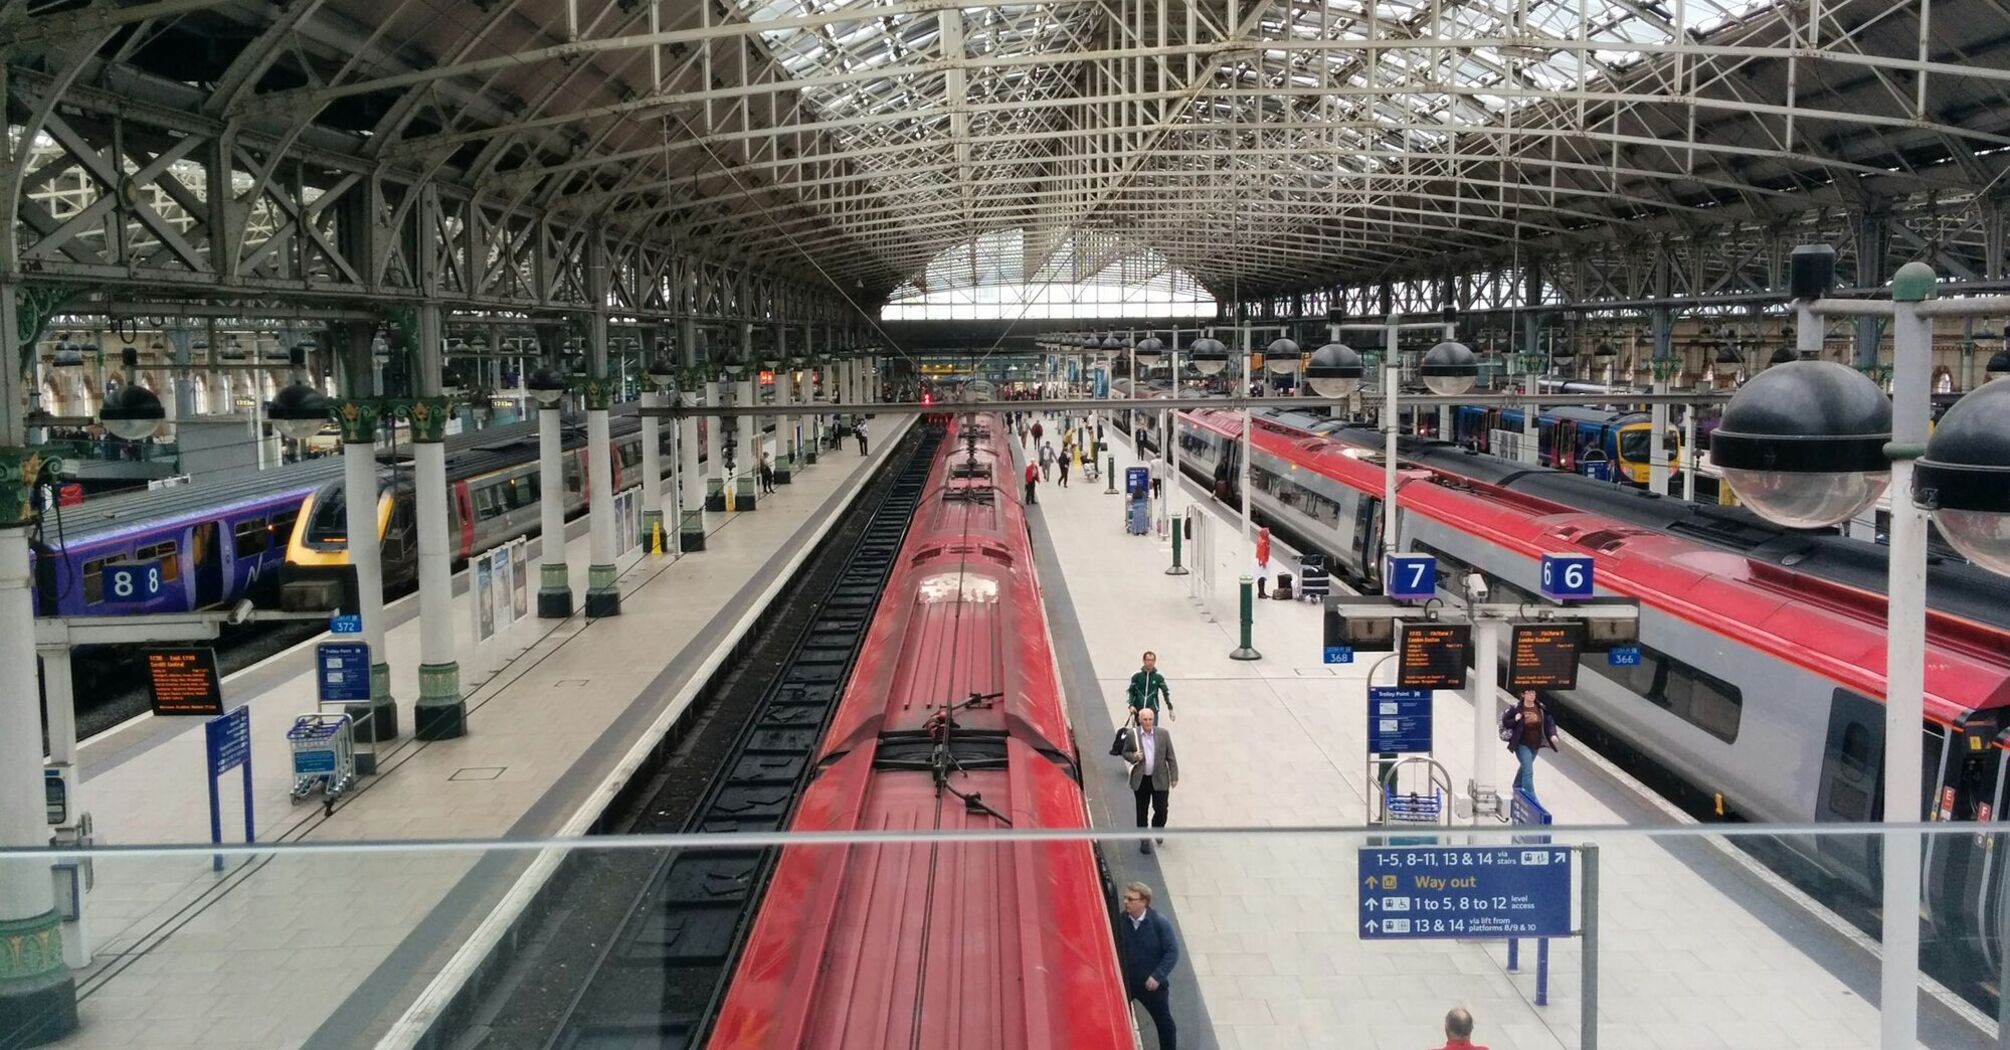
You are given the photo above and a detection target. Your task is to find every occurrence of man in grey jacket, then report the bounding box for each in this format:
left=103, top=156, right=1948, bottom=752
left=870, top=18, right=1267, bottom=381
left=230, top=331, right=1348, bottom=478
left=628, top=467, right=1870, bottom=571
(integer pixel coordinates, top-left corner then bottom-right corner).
left=1124, top=707, right=1179, bottom=854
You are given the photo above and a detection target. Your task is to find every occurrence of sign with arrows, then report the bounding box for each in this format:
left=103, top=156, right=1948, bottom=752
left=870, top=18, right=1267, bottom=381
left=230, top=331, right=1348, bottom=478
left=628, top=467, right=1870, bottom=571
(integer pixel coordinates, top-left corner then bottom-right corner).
left=1357, top=845, right=1573, bottom=939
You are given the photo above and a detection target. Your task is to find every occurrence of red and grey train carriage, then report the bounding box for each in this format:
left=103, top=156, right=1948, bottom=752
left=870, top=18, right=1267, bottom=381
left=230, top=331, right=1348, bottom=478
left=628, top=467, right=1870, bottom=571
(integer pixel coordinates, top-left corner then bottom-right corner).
left=709, top=411, right=1130, bottom=1050
left=1170, top=406, right=2010, bottom=965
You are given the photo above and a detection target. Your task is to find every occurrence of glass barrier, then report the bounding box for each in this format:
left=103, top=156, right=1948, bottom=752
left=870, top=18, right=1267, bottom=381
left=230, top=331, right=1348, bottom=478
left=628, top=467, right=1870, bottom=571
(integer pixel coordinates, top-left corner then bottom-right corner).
left=0, top=824, right=2001, bottom=1050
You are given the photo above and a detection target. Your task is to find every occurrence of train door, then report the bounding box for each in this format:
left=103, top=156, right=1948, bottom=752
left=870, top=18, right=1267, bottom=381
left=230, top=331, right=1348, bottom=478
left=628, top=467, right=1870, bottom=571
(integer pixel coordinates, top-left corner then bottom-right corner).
left=1928, top=732, right=2005, bottom=953
left=190, top=521, right=225, bottom=608
left=382, top=498, right=418, bottom=586
left=1975, top=740, right=2010, bottom=978
left=1816, top=689, right=1885, bottom=880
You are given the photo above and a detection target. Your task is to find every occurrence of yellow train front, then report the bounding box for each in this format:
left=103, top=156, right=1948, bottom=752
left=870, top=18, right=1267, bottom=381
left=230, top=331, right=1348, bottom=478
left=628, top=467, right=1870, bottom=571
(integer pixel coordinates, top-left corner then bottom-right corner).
left=1452, top=405, right=1680, bottom=487
left=279, top=471, right=413, bottom=612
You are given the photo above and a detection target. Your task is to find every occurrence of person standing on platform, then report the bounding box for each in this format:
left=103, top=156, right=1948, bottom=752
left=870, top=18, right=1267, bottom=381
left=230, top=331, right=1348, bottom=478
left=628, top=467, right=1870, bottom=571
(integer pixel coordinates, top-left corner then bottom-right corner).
left=1024, top=460, right=1040, bottom=505
left=855, top=418, right=869, bottom=455
left=757, top=451, right=775, bottom=495
left=1124, top=707, right=1177, bottom=852
left=1032, top=419, right=1044, bottom=447
left=1148, top=454, right=1164, bottom=500
left=1117, top=877, right=1173, bottom=1045
left=1500, top=690, right=1560, bottom=796
left=1039, top=441, right=1055, bottom=480
left=1428, top=1007, right=1489, bottom=1050
left=1127, top=650, right=1174, bottom=720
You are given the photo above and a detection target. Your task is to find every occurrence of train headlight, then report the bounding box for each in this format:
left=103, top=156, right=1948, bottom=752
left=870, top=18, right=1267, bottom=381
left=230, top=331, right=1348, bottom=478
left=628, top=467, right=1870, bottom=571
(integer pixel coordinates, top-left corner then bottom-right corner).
left=1914, top=380, right=2010, bottom=576
left=1306, top=343, right=1363, bottom=398
left=268, top=381, right=331, bottom=441
left=1419, top=341, right=1478, bottom=397
left=1709, top=359, right=1891, bottom=530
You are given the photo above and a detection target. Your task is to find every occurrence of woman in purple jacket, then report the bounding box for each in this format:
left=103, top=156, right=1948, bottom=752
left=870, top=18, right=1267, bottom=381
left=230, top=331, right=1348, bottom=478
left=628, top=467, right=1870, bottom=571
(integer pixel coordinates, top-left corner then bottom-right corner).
left=1500, top=690, right=1561, bottom=796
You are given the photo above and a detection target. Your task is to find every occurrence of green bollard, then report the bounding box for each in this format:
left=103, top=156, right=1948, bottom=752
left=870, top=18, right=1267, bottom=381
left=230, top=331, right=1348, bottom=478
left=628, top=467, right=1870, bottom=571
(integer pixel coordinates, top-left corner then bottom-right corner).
left=1166, top=513, right=1189, bottom=575
left=1229, top=574, right=1262, bottom=660
left=1105, top=456, right=1117, bottom=494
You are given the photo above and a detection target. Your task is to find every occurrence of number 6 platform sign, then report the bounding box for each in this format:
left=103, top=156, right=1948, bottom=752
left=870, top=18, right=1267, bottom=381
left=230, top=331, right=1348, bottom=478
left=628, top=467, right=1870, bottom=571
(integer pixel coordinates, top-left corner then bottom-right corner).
left=1539, top=554, right=1594, bottom=601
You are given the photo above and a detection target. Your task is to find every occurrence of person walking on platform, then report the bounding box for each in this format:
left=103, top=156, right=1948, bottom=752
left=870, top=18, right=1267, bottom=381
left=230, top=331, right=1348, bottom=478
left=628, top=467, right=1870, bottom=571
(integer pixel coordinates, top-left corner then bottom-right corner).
left=1024, top=461, right=1040, bottom=505
left=1126, top=650, right=1174, bottom=720
left=1124, top=707, right=1177, bottom=852
left=1428, top=1007, right=1489, bottom=1050
left=1118, top=882, right=1180, bottom=1050
left=1500, top=690, right=1560, bottom=796
left=1032, top=419, right=1044, bottom=447
left=1057, top=448, right=1071, bottom=487
left=855, top=418, right=869, bottom=455
left=1039, top=441, right=1056, bottom=480
left=1148, top=455, right=1164, bottom=500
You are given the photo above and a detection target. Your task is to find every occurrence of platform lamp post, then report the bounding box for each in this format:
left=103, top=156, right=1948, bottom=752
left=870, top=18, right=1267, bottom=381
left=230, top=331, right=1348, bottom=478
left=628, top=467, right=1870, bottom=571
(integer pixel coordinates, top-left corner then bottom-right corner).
left=528, top=361, right=574, bottom=618
left=1711, top=248, right=2010, bottom=1050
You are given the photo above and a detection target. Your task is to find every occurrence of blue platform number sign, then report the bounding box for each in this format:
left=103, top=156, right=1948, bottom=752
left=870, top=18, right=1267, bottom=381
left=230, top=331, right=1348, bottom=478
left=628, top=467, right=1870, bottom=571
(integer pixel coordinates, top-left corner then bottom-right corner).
left=1324, top=645, right=1355, bottom=665
left=1539, top=553, right=1595, bottom=601
left=103, top=560, right=163, bottom=605
left=317, top=641, right=372, bottom=704
left=203, top=706, right=253, bottom=872
left=1358, top=845, right=1572, bottom=939
left=1608, top=645, right=1642, bottom=667
left=1384, top=554, right=1436, bottom=601
left=328, top=614, right=363, bottom=635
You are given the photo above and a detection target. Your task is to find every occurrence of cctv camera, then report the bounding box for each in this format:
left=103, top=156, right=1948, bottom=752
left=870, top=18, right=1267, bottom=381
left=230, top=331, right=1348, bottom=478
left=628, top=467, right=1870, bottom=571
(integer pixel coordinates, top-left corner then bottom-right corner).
left=228, top=598, right=256, bottom=625
left=1463, top=571, right=1489, bottom=604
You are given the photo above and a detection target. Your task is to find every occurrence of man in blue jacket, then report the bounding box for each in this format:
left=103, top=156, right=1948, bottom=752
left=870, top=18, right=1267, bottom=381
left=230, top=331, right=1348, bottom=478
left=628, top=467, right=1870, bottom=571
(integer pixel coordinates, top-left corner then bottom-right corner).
left=1117, top=881, right=1180, bottom=1050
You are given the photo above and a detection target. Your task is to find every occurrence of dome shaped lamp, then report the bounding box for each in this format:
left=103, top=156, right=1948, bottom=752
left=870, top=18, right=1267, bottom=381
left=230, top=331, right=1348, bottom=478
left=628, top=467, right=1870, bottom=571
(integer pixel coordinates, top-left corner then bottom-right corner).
left=1305, top=343, right=1364, bottom=398
left=1265, top=338, right=1300, bottom=375
left=1768, top=346, right=1799, bottom=367
left=268, top=379, right=331, bottom=443
left=1988, top=350, right=2010, bottom=382
left=646, top=355, right=679, bottom=391
left=1134, top=336, right=1165, bottom=367
left=1913, top=380, right=2010, bottom=575
left=1419, top=341, right=1479, bottom=396
left=99, top=347, right=166, bottom=441
left=1708, top=359, right=1892, bottom=529
left=527, top=364, right=570, bottom=408
left=1188, top=336, right=1229, bottom=376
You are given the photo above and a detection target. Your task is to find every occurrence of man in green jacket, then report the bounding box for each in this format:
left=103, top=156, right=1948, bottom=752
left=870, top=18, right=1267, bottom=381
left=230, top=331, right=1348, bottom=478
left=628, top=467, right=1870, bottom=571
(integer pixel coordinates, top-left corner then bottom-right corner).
left=1127, top=651, right=1175, bottom=720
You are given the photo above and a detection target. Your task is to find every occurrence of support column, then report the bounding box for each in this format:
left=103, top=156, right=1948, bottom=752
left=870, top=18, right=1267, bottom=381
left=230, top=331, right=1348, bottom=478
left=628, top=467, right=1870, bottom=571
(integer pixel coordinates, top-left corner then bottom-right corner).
left=335, top=391, right=398, bottom=744
left=735, top=376, right=758, bottom=511
left=773, top=328, right=793, bottom=484
left=537, top=393, right=573, bottom=619
left=678, top=386, right=705, bottom=551
left=640, top=384, right=664, bottom=545
left=411, top=398, right=462, bottom=738
left=704, top=380, right=727, bottom=512
left=586, top=317, right=615, bottom=615
left=0, top=279, right=79, bottom=1047
left=796, top=363, right=816, bottom=466
left=1649, top=308, right=1673, bottom=495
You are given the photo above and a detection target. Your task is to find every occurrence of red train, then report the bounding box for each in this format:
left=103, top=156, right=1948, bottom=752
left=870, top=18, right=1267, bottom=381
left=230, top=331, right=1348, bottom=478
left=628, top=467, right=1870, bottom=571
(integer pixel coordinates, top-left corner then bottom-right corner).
left=708, top=413, right=1132, bottom=1050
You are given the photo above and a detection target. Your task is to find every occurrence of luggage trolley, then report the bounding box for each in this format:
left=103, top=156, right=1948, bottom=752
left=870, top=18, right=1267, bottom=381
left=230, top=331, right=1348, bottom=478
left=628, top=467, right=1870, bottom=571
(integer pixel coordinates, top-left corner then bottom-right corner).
left=288, top=713, right=357, bottom=812
left=1376, top=755, right=1455, bottom=837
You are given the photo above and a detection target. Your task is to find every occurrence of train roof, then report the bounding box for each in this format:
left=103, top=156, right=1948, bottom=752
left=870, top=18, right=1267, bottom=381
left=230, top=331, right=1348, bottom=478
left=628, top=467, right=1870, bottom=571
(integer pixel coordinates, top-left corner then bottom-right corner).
left=1243, top=412, right=2010, bottom=635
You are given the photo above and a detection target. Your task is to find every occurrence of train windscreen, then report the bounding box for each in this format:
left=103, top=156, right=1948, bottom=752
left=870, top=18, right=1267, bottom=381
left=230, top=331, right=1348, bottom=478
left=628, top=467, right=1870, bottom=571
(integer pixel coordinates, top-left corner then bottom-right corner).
left=304, top=485, right=348, bottom=543
left=1619, top=428, right=1650, bottom=462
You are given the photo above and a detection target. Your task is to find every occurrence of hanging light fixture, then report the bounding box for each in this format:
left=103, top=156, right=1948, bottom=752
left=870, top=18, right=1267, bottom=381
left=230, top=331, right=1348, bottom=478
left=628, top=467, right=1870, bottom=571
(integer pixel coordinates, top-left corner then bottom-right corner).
left=99, top=348, right=166, bottom=440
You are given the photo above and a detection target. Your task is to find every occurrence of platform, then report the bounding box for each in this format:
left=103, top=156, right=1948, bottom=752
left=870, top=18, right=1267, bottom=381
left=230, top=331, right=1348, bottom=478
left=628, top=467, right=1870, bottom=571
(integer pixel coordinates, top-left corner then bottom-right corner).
left=46, top=420, right=911, bottom=1050
left=1021, top=418, right=1990, bottom=1050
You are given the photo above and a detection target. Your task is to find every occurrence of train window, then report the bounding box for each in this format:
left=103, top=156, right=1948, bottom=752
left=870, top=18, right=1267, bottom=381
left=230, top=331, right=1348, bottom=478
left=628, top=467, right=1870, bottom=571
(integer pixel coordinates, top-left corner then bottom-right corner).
left=82, top=555, right=126, bottom=605
left=270, top=510, right=298, bottom=547
left=473, top=485, right=506, bottom=521
left=564, top=459, right=583, bottom=494
left=233, top=518, right=268, bottom=558
left=506, top=476, right=537, bottom=509
left=137, top=541, right=179, bottom=583
left=618, top=443, right=642, bottom=471
left=306, top=487, right=348, bottom=542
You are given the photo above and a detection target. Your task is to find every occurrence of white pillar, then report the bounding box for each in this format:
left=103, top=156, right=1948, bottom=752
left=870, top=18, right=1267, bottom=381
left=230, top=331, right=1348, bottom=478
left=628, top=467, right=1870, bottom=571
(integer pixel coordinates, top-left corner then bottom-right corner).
left=736, top=377, right=758, bottom=508
left=1472, top=615, right=1502, bottom=813
left=1682, top=399, right=1698, bottom=502
left=640, top=387, right=664, bottom=544
left=678, top=388, right=704, bottom=551
left=536, top=401, right=573, bottom=618
left=1382, top=319, right=1402, bottom=570
left=705, top=380, right=726, bottom=512
left=36, top=648, right=87, bottom=969
left=584, top=374, right=619, bottom=616
left=343, top=423, right=397, bottom=741
left=1649, top=374, right=1670, bottom=493
left=773, top=358, right=794, bottom=480
left=413, top=427, right=463, bottom=737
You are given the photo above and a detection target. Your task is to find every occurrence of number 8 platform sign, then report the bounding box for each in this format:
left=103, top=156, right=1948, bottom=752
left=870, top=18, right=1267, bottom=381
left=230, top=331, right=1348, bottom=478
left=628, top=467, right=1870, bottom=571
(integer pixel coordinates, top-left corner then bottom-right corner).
left=104, top=559, right=164, bottom=604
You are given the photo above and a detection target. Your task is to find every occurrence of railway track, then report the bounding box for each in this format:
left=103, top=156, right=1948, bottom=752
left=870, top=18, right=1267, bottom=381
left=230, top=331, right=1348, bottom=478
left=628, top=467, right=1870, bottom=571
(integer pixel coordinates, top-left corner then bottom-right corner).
left=457, top=423, right=944, bottom=1050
